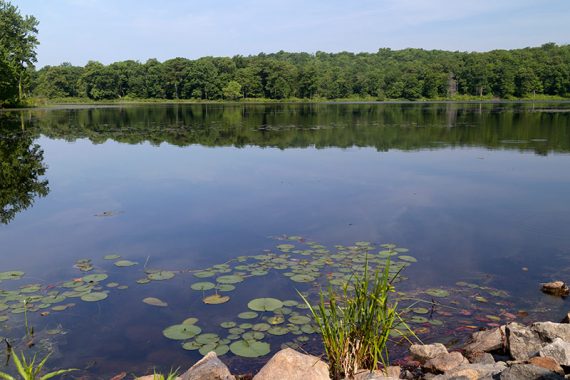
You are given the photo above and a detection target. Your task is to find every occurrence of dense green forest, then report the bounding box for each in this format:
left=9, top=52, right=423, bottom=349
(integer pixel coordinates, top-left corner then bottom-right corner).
left=31, top=44, right=570, bottom=102
left=1, top=0, right=570, bottom=105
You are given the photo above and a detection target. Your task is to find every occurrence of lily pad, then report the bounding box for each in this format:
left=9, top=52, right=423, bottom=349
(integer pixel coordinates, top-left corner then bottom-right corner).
left=267, top=326, right=289, bottom=335
left=216, top=275, right=244, bottom=284
left=221, top=321, right=237, bottom=328
left=425, top=288, right=450, bottom=298
left=0, top=271, right=25, bottom=280
left=83, top=274, right=108, bottom=282
left=104, top=254, right=121, bottom=260
left=290, top=274, right=316, bottom=283
left=229, top=340, right=270, bottom=358
left=238, top=311, right=258, bottom=319
left=412, top=307, right=430, bottom=314
left=194, top=271, right=216, bottom=278
left=183, top=317, right=199, bottom=325
left=203, top=294, right=230, bottom=305
left=289, top=315, right=311, bottom=324
left=143, top=297, right=168, bottom=307
left=114, top=260, right=137, bottom=267
left=148, top=271, right=175, bottom=281
left=191, top=282, right=216, bottom=291
left=81, top=292, right=108, bottom=302
left=399, top=255, right=417, bottom=263
left=163, top=324, right=201, bottom=340
left=248, top=298, right=283, bottom=312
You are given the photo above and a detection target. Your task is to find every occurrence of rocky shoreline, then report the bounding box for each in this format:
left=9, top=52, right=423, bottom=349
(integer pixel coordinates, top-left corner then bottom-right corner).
left=138, top=310, right=570, bottom=380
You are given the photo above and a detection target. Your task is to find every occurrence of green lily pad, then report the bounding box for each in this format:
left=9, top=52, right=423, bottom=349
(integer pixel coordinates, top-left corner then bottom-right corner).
left=163, top=324, right=201, bottom=340
left=114, top=260, right=137, bottom=267
left=191, top=282, right=216, bottom=291
left=267, top=315, right=285, bottom=325
left=238, top=311, right=258, bottom=319
left=229, top=340, right=270, bottom=358
left=252, top=323, right=271, bottom=331
left=195, top=333, right=220, bottom=344
left=182, top=341, right=201, bottom=350
left=216, top=284, right=236, bottom=292
left=194, top=271, right=216, bottom=278
left=143, top=297, right=168, bottom=307
left=221, top=321, right=237, bottom=328
left=83, top=274, right=108, bottom=282
left=148, top=271, right=175, bottom=281
left=290, top=274, right=316, bottom=283
left=0, top=271, right=25, bottom=280
left=276, top=244, right=295, bottom=251
left=242, top=331, right=264, bottom=340
left=289, top=315, right=311, bottom=324
left=216, top=275, right=244, bottom=284
left=81, top=292, right=108, bottom=302
left=104, top=254, right=121, bottom=260
left=248, top=298, right=283, bottom=312
left=399, top=255, right=417, bottom=263
left=183, top=317, right=199, bottom=325
left=425, top=289, right=449, bottom=298
left=267, top=326, right=289, bottom=336
left=412, top=307, right=430, bottom=314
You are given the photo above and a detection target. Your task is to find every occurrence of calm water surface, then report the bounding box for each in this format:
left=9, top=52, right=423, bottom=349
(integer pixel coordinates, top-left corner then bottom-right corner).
left=1, top=103, right=570, bottom=377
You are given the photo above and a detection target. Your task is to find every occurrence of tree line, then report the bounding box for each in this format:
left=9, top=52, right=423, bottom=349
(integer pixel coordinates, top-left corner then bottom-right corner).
left=31, top=44, right=570, bottom=101
left=1, top=0, right=569, bottom=105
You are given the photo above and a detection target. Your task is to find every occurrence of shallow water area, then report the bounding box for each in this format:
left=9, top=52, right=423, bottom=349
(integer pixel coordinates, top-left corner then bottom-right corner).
left=1, top=102, right=570, bottom=378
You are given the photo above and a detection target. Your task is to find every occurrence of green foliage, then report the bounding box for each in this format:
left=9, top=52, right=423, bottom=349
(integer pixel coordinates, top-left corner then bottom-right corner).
left=0, top=0, right=38, bottom=104
left=0, top=350, right=76, bottom=380
left=29, top=44, right=570, bottom=102
left=299, top=258, right=413, bottom=380
left=222, top=80, right=242, bottom=100
left=149, top=368, right=179, bottom=380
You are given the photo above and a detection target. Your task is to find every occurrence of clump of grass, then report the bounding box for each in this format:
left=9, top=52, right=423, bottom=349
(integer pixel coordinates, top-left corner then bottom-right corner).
left=300, top=257, right=413, bottom=380
left=149, top=368, right=179, bottom=380
left=0, top=348, right=77, bottom=380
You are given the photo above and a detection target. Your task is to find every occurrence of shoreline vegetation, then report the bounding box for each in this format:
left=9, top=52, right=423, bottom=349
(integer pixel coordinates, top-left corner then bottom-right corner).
left=4, top=94, right=570, bottom=110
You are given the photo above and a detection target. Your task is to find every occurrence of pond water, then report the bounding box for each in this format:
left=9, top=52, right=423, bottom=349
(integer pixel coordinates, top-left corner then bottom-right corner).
left=1, top=102, right=570, bottom=378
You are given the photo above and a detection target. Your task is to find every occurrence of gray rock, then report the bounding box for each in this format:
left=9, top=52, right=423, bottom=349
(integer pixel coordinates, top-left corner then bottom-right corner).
left=466, top=351, right=495, bottom=365
left=539, top=338, right=570, bottom=366
left=424, top=352, right=469, bottom=373
left=506, top=322, right=543, bottom=361
left=410, top=343, right=448, bottom=363
left=180, top=352, right=235, bottom=380
left=252, top=348, right=329, bottom=380
left=533, top=322, right=570, bottom=342
left=463, top=326, right=506, bottom=354
left=500, top=363, right=564, bottom=380
left=352, top=367, right=400, bottom=380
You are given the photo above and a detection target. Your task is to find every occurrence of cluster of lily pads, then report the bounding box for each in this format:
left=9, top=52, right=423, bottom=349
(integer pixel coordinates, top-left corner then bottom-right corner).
left=1, top=235, right=539, bottom=364
left=161, top=297, right=318, bottom=358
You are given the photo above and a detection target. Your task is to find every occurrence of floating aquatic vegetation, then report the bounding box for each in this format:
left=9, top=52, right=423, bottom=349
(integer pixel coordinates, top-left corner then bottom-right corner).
left=229, top=340, right=270, bottom=358
left=203, top=294, right=230, bottom=305
left=247, top=298, right=283, bottom=312
left=163, top=324, right=201, bottom=340
left=143, top=297, right=168, bottom=307
left=104, top=254, right=121, bottom=260
left=73, top=259, right=93, bottom=272
left=147, top=271, right=175, bottom=281
left=114, top=260, right=137, bottom=267
left=80, top=292, right=108, bottom=302
left=0, top=271, right=25, bottom=281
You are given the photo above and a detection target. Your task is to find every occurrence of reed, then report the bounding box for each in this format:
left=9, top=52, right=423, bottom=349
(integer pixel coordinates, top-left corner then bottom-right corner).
left=0, top=349, right=76, bottom=380
left=300, top=257, right=413, bottom=380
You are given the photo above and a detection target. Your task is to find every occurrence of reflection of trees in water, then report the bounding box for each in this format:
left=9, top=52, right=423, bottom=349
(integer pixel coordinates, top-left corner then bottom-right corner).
left=0, top=115, right=49, bottom=224
left=30, top=103, right=570, bottom=155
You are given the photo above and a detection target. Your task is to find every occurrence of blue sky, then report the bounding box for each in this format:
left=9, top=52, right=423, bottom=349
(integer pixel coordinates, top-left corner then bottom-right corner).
left=16, top=0, right=570, bottom=67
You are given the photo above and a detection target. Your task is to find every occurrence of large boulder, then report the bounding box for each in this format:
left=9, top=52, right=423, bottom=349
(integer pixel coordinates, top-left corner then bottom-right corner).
left=500, top=363, right=564, bottom=380
left=252, top=348, right=329, bottom=380
left=505, top=323, right=542, bottom=361
left=539, top=338, right=570, bottom=366
left=180, top=352, right=235, bottom=380
left=532, top=322, right=570, bottom=342
left=465, top=351, right=495, bottom=365
left=423, top=352, right=468, bottom=373
left=409, top=343, right=448, bottom=363
left=463, top=326, right=506, bottom=354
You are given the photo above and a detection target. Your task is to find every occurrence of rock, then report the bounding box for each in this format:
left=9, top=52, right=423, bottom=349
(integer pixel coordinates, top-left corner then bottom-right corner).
left=500, top=363, right=564, bottom=379
left=180, top=352, right=235, bottom=380
left=352, top=371, right=399, bottom=380
left=463, top=326, right=506, bottom=354
left=532, top=322, right=570, bottom=342
left=528, top=356, right=564, bottom=374
left=506, top=322, right=543, bottom=361
left=559, top=312, right=570, bottom=323
left=539, top=338, right=570, bottom=366
left=137, top=377, right=182, bottom=380
left=541, top=281, right=569, bottom=296
left=441, top=362, right=507, bottom=379
left=252, top=348, right=329, bottom=380
left=409, top=343, right=448, bottom=363
left=424, top=352, right=469, bottom=373
left=431, top=368, right=480, bottom=380
left=466, top=351, right=495, bottom=365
